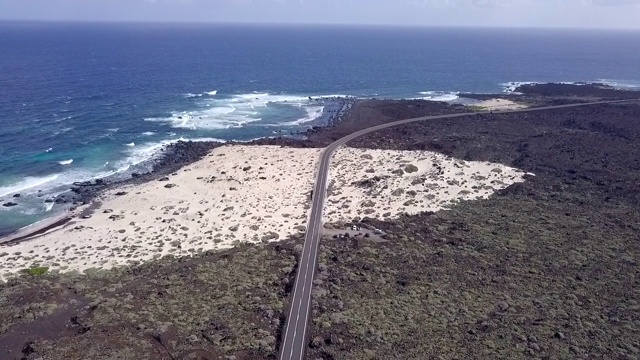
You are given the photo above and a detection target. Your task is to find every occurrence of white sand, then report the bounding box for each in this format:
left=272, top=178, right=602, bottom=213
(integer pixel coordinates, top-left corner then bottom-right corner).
left=325, top=146, right=527, bottom=222
left=0, top=144, right=529, bottom=280
left=474, top=98, right=527, bottom=111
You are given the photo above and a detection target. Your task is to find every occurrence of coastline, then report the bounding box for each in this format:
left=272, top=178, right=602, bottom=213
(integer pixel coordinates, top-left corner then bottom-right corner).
left=1, top=82, right=636, bottom=252
left=0, top=97, right=354, bottom=244
left=0, top=86, right=544, bottom=278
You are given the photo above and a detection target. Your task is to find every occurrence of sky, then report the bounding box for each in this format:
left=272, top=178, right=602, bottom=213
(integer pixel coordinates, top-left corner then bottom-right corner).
left=1, top=0, right=640, bottom=29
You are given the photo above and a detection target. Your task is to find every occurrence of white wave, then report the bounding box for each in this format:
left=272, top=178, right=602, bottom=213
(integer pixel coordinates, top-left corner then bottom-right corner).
left=53, top=127, right=74, bottom=136
left=146, top=92, right=348, bottom=130
left=419, top=91, right=459, bottom=102
left=0, top=164, right=130, bottom=199
left=500, top=81, right=609, bottom=94
left=141, top=131, right=156, bottom=136
left=125, top=142, right=135, bottom=147
left=107, top=128, right=120, bottom=132
left=58, top=159, right=73, bottom=165
left=188, top=137, right=228, bottom=143
left=501, top=82, right=537, bottom=94
left=45, top=148, right=53, bottom=153
left=112, top=137, right=226, bottom=173
left=20, top=208, right=40, bottom=216
left=0, top=174, right=61, bottom=198
left=44, top=202, right=55, bottom=212
left=185, top=93, right=204, bottom=98
left=597, top=79, right=640, bottom=90
left=282, top=106, right=324, bottom=125
left=205, top=90, right=218, bottom=96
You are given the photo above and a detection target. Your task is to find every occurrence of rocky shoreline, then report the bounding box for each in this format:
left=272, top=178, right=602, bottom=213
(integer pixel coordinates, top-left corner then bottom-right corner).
left=1, top=82, right=634, bottom=242
left=0, top=98, right=354, bottom=243
left=55, top=97, right=355, bottom=208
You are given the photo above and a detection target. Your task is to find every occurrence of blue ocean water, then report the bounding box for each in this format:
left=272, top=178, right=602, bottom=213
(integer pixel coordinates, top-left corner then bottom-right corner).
left=1, top=22, right=640, bottom=235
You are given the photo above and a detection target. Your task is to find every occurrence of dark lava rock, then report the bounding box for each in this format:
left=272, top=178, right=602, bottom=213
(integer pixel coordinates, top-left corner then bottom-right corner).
left=164, top=184, right=177, bottom=189
left=159, top=177, right=170, bottom=182
left=103, top=209, right=113, bottom=213
left=2, top=202, right=18, bottom=207
left=12, top=194, right=20, bottom=198
left=115, top=191, right=128, bottom=196
left=44, top=198, right=55, bottom=203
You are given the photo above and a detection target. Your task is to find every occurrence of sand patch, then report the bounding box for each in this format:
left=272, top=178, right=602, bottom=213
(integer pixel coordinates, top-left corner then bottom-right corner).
left=325, top=146, right=528, bottom=221
left=474, top=98, right=527, bottom=111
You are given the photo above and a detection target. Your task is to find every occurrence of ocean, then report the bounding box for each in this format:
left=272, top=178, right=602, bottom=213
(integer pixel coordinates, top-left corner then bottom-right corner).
left=1, top=22, right=640, bottom=236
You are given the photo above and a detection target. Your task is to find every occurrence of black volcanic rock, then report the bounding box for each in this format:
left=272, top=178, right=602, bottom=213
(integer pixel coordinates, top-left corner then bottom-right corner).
left=515, top=82, right=639, bottom=99
left=2, top=202, right=18, bottom=207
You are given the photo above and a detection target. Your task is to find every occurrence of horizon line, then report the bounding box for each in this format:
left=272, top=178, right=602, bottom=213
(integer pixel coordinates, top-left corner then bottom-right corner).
left=1, top=19, right=640, bottom=32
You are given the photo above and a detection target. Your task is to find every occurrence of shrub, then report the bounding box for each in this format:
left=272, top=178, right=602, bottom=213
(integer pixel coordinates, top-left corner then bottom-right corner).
left=24, top=266, right=49, bottom=276
left=404, top=164, right=419, bottom=173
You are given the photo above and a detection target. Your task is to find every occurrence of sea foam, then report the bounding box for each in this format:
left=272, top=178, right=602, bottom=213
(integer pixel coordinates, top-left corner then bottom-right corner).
left=282, top=106, right=325, bottom=126
left=145, top=92, right=324, bottom=130
left=419, top=91, right=459, bottom=102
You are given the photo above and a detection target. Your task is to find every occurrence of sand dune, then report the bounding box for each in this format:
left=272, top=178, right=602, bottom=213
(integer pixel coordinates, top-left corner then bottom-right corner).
left=0, top=145, right=529, bottom=280
left=325, top=146, right=528, bottom=222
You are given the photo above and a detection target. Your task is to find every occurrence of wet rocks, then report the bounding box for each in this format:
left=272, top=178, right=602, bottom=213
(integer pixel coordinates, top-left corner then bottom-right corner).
left=2, top=202, right=18, bottom=207
left=164, top=184, right=177, bottom=189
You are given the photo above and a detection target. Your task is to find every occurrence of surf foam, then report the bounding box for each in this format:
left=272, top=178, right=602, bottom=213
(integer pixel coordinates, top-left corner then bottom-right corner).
left=146, top=92, right=332, bottom=130
left=419, top=91, right=459, bottom=102
left=282, top=106, right=324, bottom=125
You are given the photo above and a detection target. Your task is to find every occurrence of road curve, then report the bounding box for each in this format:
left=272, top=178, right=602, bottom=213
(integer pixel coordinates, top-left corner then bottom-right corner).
left=278, top=98, right=637, bottom=360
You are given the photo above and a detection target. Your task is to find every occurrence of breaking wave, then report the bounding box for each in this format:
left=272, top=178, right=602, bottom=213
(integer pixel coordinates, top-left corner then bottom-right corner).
left=146, top=92, right=332, bottom=130
left=419, top=91, right=459, bottom=102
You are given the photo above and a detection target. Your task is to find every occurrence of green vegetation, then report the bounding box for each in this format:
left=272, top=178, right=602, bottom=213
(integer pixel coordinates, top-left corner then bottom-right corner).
left=0, top=242, right=300, bottom=359
left=23, top=266, right=49, bottom=276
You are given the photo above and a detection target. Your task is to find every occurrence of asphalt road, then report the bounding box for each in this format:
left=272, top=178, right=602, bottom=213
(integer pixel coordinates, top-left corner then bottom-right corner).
left=278, top=98, right=638, bottom=360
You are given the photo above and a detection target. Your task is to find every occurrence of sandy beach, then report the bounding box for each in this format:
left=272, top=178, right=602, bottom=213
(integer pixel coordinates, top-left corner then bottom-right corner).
left=0, top=144, right=528, bottom=280
left=473, top=98, right=528, bottom=111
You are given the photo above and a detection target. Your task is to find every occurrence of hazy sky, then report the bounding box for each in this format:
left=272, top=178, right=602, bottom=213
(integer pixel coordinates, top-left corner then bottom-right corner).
left=1, top=0, right=640, bottom=29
